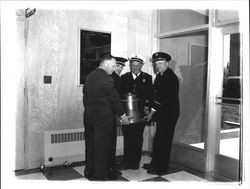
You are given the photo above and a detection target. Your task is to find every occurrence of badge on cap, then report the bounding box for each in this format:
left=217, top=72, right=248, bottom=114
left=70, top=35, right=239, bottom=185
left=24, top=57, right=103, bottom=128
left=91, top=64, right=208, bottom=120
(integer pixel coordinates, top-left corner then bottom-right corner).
left=129, top=54, right=145, bottom=64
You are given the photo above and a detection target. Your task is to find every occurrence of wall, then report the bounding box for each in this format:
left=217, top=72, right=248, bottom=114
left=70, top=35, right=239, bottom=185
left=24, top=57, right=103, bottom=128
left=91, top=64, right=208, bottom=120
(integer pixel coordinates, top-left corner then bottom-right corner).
left=17, top=9, right=154, bottom=169
left=159, top=9, right=208, bottom=33
left=16, top=15, right=26, bottom=170
left=215, top=10, right=239, bottom=22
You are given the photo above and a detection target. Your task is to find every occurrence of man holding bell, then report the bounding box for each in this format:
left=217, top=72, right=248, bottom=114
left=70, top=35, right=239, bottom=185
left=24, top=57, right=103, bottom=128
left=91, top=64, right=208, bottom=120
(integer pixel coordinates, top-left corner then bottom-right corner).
left=120, top=54, right=153, bottom=170
left=143, top=52, right=180, bottom=175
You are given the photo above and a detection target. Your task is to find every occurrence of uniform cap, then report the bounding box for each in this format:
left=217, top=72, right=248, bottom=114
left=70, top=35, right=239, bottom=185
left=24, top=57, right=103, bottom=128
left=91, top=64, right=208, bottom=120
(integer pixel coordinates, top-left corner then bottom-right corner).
left=152, top=52, right=171, bottom=62
left=115, top=57, right=127, bottom=66
left=129, top=54, right=146, bottom=64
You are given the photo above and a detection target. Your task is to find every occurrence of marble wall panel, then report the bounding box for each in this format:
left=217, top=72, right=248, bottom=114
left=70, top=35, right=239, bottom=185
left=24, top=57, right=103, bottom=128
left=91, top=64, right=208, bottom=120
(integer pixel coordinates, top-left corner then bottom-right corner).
left=21, top=9, right=153, bottom=168
left=16, top=19, right=26, bottom=170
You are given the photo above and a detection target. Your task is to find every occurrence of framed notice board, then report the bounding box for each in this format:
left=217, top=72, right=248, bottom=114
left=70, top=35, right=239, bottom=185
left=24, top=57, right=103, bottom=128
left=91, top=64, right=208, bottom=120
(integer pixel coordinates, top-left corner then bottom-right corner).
left=78, top=29, right=111, bottom=85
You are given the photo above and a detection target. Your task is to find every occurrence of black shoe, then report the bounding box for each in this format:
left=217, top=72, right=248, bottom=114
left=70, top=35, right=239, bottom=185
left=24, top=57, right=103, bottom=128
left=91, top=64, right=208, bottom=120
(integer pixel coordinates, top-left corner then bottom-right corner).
left=147, top=169, right=160, bottom=175
left=108, top=173, right=118, bottom=180
left=84, top=172, right=94, bottom=180
left=92, top=174, right=118, bottom=181
left=130, top=164, right=139, bottom=170
left=85, top=176, right=95, bottom=181
left=121, top=163, right=131, bottom=170
left=157, top=170, right=169, bottom=176
left=143, top=163, right=152, bottom=170
left=147, top=169, right=168, bottom=175
left=91, top=176, right=109, bottom=181
left=109, top=168, right=122, bottom=176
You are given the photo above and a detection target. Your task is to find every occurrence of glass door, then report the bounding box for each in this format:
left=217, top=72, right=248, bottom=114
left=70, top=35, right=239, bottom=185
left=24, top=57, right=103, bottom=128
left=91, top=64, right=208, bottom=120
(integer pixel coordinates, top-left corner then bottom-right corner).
left=207, top=23, right=242, bottom=181
left=215, top=32, right=242, bottom=181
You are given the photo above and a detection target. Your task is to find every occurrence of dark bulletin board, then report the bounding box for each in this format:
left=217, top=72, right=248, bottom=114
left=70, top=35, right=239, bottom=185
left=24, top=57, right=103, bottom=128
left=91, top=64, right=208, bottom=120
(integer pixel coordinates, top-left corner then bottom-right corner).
left=79, top=30, right=111, bottom=85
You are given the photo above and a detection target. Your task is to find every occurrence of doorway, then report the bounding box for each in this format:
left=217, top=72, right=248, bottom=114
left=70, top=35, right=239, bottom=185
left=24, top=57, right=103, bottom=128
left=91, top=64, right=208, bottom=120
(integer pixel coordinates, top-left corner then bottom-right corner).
left=206, top=23, right=242, bottom=181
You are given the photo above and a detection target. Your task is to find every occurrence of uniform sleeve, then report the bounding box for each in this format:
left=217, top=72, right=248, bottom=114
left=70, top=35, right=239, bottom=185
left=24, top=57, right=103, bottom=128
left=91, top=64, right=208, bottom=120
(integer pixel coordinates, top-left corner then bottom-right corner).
left=120, top=74, right=128, bottom=95
left=146, top=99, right=162, bottom=111
left=155, top=74, right=179, bottom=111
left=82, top=85, right=87, bottom=107
left=145, top=75, right=154, bottom=101
left=103, top=76, right=124, bottom=116
left=146, top=73, right=179, bottom=112
left=144, top=75, right=154, bottom=107
left=162, top=75, right=179, bottom=107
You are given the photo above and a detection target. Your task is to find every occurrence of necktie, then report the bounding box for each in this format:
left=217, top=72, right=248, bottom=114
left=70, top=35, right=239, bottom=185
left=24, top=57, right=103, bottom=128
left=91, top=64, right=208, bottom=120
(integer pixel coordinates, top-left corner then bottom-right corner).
left=133, top=74, right=138, bottom=92
left=135, top=73, right=139, bottom=80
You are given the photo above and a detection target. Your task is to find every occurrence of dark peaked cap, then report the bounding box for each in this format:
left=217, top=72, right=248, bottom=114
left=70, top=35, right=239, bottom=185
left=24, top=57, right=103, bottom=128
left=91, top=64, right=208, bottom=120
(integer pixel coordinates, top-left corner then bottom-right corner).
left=115, top=57, right=127, bottom=66
left=152, top=52, right=171, bottom=62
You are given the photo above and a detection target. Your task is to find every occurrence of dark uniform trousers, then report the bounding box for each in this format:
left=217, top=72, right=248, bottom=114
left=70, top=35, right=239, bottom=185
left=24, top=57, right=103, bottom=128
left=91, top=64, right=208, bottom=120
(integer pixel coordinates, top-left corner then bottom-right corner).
left=149, top=68, right=180, bottom=172
left=84, top=119, right=93, bottom=177
left=85, top=122, right=113, bottom=177
left=108, top=118, right=118, bottom=169
left=84, top=68, right=124, bottom=178
left=151, top=116, right=178, bottom=171
left=123, top=122, right=145, bottom=166
left=109, top=72, right=122, bottom=170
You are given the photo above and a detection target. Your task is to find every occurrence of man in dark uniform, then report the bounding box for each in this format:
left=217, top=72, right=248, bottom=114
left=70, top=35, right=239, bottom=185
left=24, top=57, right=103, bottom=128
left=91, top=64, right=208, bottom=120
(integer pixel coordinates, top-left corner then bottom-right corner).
left=109, top=57, right=127, bottom=176
left=143, top=52, right=180, bottom=175
left=111, top=57, right=127, bottom=97
left=84, top=54, right=129, bottom=181
left=120, top=54, right=153, bottom=170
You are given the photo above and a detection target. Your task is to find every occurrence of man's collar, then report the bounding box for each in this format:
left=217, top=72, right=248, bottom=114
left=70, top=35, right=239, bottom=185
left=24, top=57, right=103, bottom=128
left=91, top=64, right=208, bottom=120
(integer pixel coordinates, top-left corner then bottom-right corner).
left=132, top=72, right=141, bottom=79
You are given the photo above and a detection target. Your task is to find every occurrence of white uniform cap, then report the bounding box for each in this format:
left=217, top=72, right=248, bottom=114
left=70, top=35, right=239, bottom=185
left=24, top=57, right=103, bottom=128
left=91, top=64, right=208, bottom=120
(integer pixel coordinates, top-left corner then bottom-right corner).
left=128, top=54, right=146, bottom=64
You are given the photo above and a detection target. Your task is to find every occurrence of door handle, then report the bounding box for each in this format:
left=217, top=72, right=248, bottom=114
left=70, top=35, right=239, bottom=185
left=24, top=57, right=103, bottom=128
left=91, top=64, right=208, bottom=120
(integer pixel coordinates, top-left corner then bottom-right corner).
left=215, top=96, right=241, bottom=102
left=215, top=96, right=241, bottom=106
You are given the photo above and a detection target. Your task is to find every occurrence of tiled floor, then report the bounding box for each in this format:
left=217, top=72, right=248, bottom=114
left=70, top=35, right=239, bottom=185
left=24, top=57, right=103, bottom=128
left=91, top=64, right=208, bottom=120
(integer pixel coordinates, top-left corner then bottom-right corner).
left=15, top=155, right=231, bottom=182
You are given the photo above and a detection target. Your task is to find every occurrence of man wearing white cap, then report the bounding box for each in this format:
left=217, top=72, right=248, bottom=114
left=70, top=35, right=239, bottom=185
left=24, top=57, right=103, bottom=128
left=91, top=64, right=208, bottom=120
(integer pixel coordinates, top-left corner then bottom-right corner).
left=120, top=54, right=153, bottom=170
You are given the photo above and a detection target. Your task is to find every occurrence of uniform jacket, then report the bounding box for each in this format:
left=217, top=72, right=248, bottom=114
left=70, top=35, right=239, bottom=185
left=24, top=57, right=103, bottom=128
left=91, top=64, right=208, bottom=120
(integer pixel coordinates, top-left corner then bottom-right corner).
left=120, top=71, right=153, bottom=102
left=151, top=68, right=180, bottom=119
left=120, top=71, right=153, bottom=114
left=85, top=68, right=124, bottom=127
left=111, top=72, right=122, bottom=97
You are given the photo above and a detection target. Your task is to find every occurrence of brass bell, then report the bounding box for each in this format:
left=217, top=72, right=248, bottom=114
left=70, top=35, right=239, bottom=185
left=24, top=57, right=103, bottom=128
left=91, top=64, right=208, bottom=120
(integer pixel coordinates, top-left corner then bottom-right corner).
left=120, top=93, right=145, bottom=124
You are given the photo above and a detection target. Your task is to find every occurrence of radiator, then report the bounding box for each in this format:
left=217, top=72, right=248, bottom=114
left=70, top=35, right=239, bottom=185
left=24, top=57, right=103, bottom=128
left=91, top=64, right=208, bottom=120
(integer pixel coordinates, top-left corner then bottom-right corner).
left=44, top=128, right=85, bottom=166
left=44, top=127, right=125, bottom=166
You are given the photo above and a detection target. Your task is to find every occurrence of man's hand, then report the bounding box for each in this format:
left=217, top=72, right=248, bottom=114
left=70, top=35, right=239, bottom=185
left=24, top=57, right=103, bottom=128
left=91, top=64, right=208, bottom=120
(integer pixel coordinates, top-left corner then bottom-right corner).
left=144, top=106, right=150, bottom=115
left=120, top=114, right=130, bottom=125
left=144, top=110, right=155, bottom=122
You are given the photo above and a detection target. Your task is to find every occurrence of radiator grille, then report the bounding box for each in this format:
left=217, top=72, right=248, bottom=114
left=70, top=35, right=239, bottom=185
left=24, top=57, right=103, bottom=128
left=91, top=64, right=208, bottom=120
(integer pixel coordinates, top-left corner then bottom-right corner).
left=44, top=127, right=125, bottom=165
left=51, top=132, right=85, bottom=144
left=50, top=128, right=123, bottom=144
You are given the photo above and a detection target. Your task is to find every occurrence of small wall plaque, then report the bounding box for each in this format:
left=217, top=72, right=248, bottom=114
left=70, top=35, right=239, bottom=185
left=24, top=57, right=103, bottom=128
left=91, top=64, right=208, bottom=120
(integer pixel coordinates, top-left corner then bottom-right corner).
left=44, top=76, right=52, bottom=84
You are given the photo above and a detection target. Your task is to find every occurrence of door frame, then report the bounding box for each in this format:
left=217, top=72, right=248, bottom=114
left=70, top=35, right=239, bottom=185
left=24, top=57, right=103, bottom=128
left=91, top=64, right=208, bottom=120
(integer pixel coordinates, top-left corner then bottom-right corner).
left=205, top=18, right=242, bottom=181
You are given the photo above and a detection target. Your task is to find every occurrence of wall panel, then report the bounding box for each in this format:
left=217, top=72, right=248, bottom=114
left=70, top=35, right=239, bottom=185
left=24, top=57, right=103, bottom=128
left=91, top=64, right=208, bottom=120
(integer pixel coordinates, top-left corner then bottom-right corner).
left=18, top=9, right=154, bottom=169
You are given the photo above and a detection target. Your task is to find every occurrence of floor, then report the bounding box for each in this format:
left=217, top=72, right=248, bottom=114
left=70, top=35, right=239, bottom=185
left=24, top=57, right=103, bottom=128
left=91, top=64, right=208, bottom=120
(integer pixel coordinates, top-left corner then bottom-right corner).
left=190, top=129, right=240, bottom=159
left=15, top=155, right=232, bottom=182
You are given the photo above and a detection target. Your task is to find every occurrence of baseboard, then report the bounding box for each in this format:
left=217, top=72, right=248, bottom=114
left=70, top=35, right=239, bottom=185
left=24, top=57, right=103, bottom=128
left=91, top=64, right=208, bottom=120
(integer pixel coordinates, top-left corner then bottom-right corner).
left=15, top=153, right=152, bottom=176
left=15, top=161, right=86, bottom=176
left=15, top=167, right=41, bottom=176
